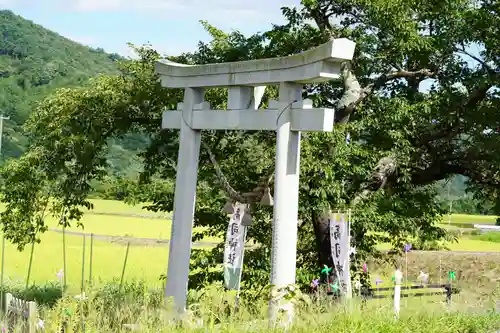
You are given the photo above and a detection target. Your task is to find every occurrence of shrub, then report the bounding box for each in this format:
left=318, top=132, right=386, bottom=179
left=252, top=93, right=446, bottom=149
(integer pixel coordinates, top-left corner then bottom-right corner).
left=0, top=282, right=63, bottom=309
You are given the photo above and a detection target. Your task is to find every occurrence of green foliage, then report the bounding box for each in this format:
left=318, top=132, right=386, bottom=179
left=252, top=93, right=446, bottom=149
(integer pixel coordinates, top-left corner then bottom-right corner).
left=1, top=279, right=163, bottom=310
left=91, top=176, right=174, bottom=202
left=88, top=280, right=163, bottom=329
left=0, top=10, right=120, bottom=160
left=0, top=282, right=63, bottom=308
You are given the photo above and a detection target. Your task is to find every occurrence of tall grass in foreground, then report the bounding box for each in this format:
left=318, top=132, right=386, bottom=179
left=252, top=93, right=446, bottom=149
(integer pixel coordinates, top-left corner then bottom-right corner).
left=1, top=282, right=499, bottom=332
left=26, top=306, right=500, bottom=333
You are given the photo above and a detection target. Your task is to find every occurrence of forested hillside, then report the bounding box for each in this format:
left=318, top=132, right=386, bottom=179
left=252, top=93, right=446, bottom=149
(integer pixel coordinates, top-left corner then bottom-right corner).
left=0, top=10, right=120, bottom=158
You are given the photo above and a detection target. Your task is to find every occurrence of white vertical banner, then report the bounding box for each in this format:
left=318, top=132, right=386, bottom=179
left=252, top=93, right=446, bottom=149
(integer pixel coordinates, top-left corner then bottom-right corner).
left=346, top=210, right=352, bottom=298
left=329, top=212, right=352, bottom=298
left=393, top=269, right=403, bottom=318
left=223, top=203, right=247, bottom=290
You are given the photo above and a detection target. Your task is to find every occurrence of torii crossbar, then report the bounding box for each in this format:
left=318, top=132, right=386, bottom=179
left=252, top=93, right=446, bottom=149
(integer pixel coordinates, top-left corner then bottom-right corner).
left=155, top=38, right=355, bottom=321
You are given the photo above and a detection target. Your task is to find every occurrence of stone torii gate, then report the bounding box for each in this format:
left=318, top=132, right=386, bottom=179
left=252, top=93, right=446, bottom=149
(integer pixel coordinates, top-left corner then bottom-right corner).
left=155, top=38, right=355, bottom=317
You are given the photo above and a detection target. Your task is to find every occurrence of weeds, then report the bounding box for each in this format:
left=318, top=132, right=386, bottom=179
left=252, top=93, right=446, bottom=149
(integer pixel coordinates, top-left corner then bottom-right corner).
left=1, top=281, right=499, bottom=332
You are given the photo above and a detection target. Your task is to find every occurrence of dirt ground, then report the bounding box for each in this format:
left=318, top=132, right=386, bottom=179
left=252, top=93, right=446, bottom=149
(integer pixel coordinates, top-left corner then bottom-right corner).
left=373, top=251, right=500, bottom=305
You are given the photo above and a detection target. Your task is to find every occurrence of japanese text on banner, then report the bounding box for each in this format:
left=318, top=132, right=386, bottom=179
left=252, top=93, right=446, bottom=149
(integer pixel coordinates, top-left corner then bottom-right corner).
left=223, top=203, right=246, bottom=290
left=329, top=213, right=350, bottom=294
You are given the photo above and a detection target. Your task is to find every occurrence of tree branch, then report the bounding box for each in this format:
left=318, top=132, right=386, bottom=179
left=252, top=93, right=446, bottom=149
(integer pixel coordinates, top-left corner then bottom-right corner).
left=360, top=69, right=436, bottom=101
left=335, top=68, right=436, bottom=124
left=456, top=45, right=496, bottom=77
left=418, top=74, right=494, bottom=150
left=351, top=155, right=398, bottom=205
left=202, top=141, right=274, bottom=204
left=464, top=82, right=494, bottom=108
left=455, top=45, right=498, bottom=110
left=302, top=1, right=335, bottom=38
left=410, top=162, right=466, bottom=185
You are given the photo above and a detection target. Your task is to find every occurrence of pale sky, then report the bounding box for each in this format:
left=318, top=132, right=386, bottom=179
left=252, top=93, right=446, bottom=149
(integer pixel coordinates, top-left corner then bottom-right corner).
left=0, top=0, right=482, bottom=87
left=0, top=0, right=302, bottom=57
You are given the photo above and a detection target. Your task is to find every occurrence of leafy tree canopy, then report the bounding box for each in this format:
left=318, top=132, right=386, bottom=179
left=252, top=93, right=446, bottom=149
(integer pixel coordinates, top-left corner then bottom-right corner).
left=1, top=0, right=499, bottom=290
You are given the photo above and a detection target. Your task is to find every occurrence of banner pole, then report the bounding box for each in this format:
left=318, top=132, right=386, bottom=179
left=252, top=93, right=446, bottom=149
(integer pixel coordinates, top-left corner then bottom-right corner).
left=234, top=225, right=248, bottom=313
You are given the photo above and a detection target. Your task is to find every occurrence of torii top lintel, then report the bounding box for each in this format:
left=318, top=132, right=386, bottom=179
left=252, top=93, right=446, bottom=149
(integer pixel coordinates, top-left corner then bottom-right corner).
left=155, top=38, right=355, bottom=88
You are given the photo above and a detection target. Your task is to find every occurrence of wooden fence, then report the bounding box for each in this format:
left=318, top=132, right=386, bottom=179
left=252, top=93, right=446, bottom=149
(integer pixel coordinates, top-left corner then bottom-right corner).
left=4, top=293, right=38, bottom=333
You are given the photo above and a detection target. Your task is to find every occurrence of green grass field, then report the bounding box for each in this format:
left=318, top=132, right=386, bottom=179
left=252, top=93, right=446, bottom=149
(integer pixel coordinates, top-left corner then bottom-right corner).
left=2, top=232, right=169, bottom=291
left=55, top=199, right=173, bottom=239
left=447, top=238, right=500, bottom=251
left=84, top=199, right=165, bottom=216
left=2, top=199, right=499, bottom=292
left=49, top=214, right=173, bottom=239
left=47, top=199, right=218, bottom=241
left=1, top=200, right=212, bottom=291
left=440, top=213, right=497, bottom=226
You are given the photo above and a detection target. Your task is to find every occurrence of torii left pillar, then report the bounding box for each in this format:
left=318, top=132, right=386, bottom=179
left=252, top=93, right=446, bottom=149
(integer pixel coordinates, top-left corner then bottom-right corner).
left=162, top=86, right=203, bottom=312
left=155, top=38, right=356, bottom=318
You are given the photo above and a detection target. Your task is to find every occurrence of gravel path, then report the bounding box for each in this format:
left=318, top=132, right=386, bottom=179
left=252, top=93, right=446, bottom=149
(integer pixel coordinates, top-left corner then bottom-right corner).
left=85, top=211, right=171, bottom=219
left=48, top=228, right=218, bottom=247
left=416, top=249, right=500, bottom=255
left=48, top=228, right=500, bottom=254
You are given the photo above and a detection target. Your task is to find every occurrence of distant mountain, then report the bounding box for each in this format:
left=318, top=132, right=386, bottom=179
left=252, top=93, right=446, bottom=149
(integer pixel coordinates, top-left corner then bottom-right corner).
left=0, top=10, right=120, bottom=158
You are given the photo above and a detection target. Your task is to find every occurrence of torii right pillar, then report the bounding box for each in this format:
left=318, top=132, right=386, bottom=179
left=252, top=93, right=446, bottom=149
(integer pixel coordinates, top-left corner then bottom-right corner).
left=267, top=47, right=355, bottom=326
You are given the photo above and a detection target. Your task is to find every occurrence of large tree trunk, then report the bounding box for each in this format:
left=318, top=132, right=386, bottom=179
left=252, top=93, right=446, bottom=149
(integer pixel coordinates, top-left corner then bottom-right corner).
left=312, top=211, right=332, bottom=267
left=312, top=210, right=338, bottom=284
